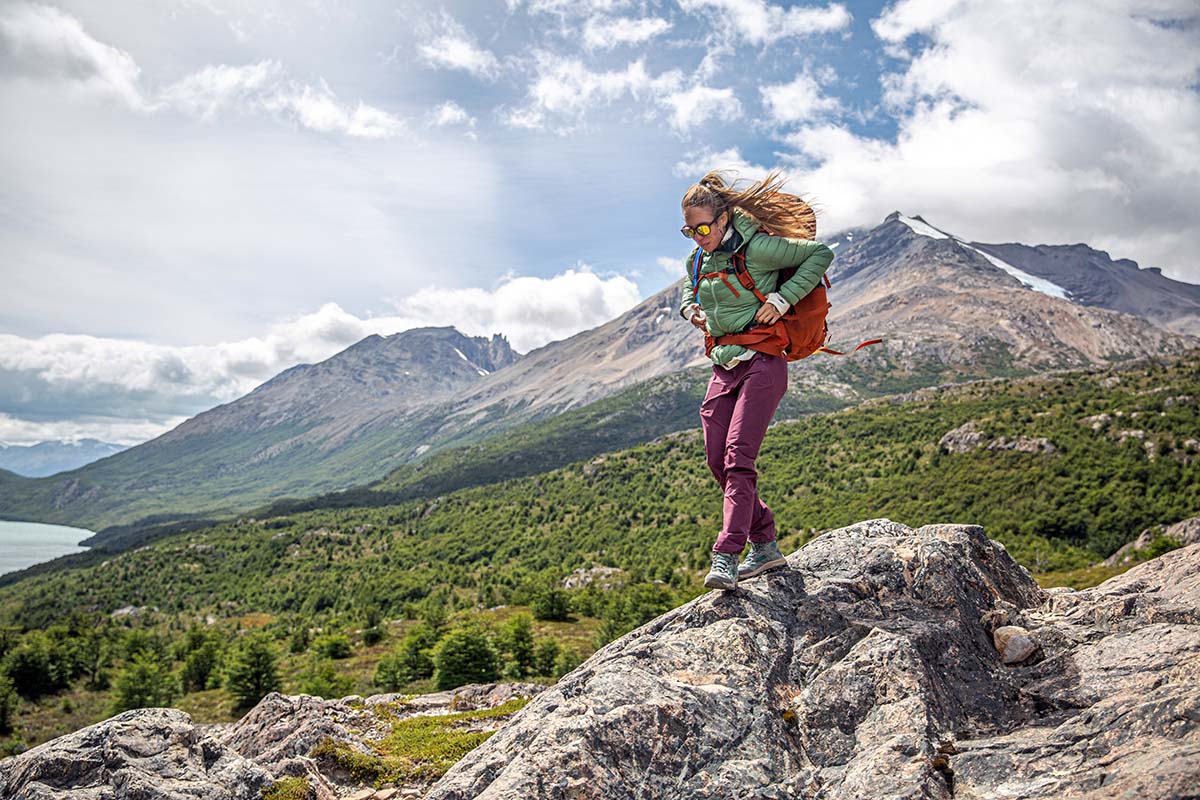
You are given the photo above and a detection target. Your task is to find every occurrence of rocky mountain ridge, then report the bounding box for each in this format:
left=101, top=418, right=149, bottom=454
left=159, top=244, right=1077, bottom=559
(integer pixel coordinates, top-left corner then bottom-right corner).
left=3, top=521, right=1197, bottom=799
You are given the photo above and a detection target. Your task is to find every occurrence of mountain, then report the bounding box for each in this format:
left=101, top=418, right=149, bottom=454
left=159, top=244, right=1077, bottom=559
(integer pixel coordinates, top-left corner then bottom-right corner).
left=0, top=439, right=128, bottom=478
left=822, top=212, right=1194, bottom=369
left=2, top=213, right=1195, bottom=536
left=0, top=328, right=518, bottom=531
left=973, top=240, right=1200, bottom=336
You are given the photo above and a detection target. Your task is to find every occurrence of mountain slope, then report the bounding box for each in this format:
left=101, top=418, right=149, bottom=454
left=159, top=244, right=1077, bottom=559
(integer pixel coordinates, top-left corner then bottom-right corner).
left=0, top=328, right=517, bottom=530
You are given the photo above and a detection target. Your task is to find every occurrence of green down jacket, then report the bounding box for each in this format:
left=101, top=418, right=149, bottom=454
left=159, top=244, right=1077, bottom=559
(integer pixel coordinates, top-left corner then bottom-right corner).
left=678, top=209, right=835, bottom=366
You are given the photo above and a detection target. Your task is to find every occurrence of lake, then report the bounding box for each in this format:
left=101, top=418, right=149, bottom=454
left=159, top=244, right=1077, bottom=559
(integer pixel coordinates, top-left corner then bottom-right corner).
left=0, top=520, right=93, bottom=576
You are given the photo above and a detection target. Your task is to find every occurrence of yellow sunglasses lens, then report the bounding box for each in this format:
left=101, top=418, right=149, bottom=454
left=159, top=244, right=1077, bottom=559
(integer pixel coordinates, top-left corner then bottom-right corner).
left=681, top=223, right=712, bottom=238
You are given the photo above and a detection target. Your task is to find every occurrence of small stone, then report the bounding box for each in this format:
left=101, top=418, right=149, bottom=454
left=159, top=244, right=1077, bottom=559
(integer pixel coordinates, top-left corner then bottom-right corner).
left=374, top=790, right=399, bottom=799
left=345, top=790, right=375, bottom=800
left=993, top=625, right=1038, bottom=663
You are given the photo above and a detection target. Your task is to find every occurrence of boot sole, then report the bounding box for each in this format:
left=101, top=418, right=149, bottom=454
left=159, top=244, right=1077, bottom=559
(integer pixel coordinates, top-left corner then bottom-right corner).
left=737, top=557, right=789, bottom=580
left=703, top=574, right=738, bottom=591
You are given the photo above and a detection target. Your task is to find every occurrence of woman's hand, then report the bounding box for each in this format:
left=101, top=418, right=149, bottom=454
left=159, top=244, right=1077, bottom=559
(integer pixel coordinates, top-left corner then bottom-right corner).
left=688, top=304, right=707, bottom=330
left=754, top=302, right=783, bottom=325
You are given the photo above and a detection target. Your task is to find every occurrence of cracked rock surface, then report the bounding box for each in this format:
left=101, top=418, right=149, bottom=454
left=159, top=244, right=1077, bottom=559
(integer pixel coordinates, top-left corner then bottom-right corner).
left=424, top=519, right=1200, bottom=800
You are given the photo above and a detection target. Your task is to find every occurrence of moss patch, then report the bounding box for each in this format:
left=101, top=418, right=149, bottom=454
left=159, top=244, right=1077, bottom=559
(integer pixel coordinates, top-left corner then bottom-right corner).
left=309, top=697, right=530, bottom=785
left=262, top=776, right=311, bottom=800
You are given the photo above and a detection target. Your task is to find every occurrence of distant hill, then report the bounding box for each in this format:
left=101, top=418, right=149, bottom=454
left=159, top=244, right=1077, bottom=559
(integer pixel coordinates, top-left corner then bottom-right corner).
left=0, top=439, right=127, bottom=478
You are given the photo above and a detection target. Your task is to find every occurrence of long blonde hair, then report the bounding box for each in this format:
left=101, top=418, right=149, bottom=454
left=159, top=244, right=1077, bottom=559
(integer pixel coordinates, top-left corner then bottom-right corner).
left=681, top=169, right=817, bottom=240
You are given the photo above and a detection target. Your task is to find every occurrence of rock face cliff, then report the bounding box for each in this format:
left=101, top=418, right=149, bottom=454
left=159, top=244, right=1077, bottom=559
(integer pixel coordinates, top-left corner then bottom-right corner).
left=426, top=520, right=1200, bottom=800
left=3, top=520, right=1198, bottom=799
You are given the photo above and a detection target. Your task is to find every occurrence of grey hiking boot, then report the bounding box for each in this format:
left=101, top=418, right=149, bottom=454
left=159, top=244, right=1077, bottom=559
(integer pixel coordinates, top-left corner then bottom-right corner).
left=704, top=552, right=739, bottom=591
left=737, top=540, right=788, bottom=580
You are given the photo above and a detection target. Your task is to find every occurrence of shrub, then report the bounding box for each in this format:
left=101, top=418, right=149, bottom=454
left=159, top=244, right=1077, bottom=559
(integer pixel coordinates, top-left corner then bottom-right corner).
left=110, top=652, right=175, bottom=713
left=289, top=627, right=310, bottom=654
left=532, top=639, right=561, bottom=677
left=2, top=631, right=70, bottom=700
left=433, top=625, right=498, bottom=690
left=0, top=674, right=17, bottom=734
left=181, top=640, right=223, bottom=692
left=298, top=657, right=353, bottom=699
left=314, top=634, right=352, bottom=660
left=531, top=588, right=571, bottom=622
left=225, top=634, right=280, bottom=709
left=495, top=614, right=534, bottom=678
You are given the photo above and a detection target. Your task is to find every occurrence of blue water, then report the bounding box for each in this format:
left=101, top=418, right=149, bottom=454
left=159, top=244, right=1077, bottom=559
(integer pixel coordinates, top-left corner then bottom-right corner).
left=0, top=520, right=92, bottom=576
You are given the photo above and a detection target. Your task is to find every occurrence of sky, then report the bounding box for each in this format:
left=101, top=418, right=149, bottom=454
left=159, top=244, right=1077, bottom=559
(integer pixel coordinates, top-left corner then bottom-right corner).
left=0, top=0, right=1198, bottom=446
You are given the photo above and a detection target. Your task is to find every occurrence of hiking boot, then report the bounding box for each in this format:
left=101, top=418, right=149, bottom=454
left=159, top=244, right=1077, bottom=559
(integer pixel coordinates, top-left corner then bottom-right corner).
left=704, top=552, right=739, bottom=591
left=737, top=540, right=788, bottom=580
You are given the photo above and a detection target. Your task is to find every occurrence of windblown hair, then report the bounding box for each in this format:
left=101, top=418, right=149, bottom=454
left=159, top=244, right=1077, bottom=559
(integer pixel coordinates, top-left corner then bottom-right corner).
left=681, top=169, right=817, bottom=240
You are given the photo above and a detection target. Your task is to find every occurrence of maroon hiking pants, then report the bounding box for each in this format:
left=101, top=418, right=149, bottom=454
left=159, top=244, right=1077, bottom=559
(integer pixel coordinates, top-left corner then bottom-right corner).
left=700, top=351, right=788, bottom=554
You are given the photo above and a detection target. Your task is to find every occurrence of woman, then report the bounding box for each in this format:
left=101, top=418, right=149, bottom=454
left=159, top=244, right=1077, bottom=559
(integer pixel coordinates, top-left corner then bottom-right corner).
left=678, top=170, right=834, bottom=591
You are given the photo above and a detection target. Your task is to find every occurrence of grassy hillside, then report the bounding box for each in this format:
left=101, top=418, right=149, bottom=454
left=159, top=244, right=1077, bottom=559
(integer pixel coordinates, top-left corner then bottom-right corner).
left=4, top=354, right=1196, bottom=628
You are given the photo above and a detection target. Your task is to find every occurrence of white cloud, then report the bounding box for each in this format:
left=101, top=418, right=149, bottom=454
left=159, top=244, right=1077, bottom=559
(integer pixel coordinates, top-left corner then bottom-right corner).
left=388, top=267, right=642, bottom=353
left=775, top=0, right=1200, bottom=279
left=0, top=268, right=641, bottom=445
left=677, top=0, right=852, bottom=45
left=672, top=146, right=774, bottom=181
left=0, top=0, right=147, bottom=108
left=582, top=15, right=672, bottom=50
left=760, top=69, right=840, bottom=123
left=657, top=256, right=682, bottom=275
left=417, top=13, right=500, bottom=80
left=661, top=85, right=742, bottom=132
left=161, top=60, right=408, bottom=138
left=504, top=53, right=683, bottom=130
left=510, top=0, right=632, bottom=16
left=427, top=100, right=477, bottom=129
left=158, top=60, right=282, bottom=119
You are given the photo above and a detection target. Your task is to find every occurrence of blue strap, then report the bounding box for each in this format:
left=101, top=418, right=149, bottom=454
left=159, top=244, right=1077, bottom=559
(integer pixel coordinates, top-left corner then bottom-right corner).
left=691, top=249, right=704, bottom=299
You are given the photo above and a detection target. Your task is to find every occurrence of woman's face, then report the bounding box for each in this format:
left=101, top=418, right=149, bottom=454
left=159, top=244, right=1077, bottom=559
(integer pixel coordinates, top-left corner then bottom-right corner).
left=683, top=205, right=728, bottom=254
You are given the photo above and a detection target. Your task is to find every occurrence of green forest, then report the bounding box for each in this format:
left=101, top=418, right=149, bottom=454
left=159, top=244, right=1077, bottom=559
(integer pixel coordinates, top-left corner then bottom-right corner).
left=0, top=353, right=1196, bottom=755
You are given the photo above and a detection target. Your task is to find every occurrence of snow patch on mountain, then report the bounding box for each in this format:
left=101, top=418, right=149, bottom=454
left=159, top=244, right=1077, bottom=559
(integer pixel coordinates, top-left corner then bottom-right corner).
left=965, top=245, right=1071, bottom=300
left=896, top=214, right=1071, bottom=300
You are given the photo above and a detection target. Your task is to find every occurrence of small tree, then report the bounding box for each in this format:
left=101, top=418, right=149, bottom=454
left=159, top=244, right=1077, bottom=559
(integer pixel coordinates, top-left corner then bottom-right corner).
left=531, top=588, right=571, bottom=622
left=298, top=657, right=353, bottom=698
left=181, top=639, right=223, bottom=692
left=433, top=625, right=498, bottom=690
left=0, top=674, right=17, bottom=734
left=314, top=634, right=352, bottom=659
left=496, top=614, right=535, bottom=678
left=110, top=652, right=175, bottom=713
left=225, top=634, right=281, bottom=709
left=532, top=638, right=561, bottom=677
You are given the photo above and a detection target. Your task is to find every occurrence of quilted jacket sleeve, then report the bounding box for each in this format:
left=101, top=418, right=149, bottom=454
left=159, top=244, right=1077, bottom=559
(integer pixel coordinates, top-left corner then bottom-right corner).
left=745, top=235, right=835, bottom=306
left=678, top=251, right=698, bottom=318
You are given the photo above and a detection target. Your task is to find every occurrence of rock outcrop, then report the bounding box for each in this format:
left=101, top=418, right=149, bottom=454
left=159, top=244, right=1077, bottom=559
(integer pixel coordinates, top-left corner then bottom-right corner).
left=1104, top=514, right=1200, bottom=566
left=5, top=521, right=1199, bottom=799
left=0, top=685, right=541, bottom=800
left=0, top=708, right=273, bottom=800
left=424, top=519, right=1200, bottom=800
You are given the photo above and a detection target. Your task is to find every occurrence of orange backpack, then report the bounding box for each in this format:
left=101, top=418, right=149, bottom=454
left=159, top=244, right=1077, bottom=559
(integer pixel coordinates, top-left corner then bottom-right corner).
left=692, top=230, right=880, bottom=361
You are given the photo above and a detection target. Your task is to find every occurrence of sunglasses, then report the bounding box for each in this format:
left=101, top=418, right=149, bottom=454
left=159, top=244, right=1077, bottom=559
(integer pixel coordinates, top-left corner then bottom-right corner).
left=680, top=217, right=719, bottom=238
